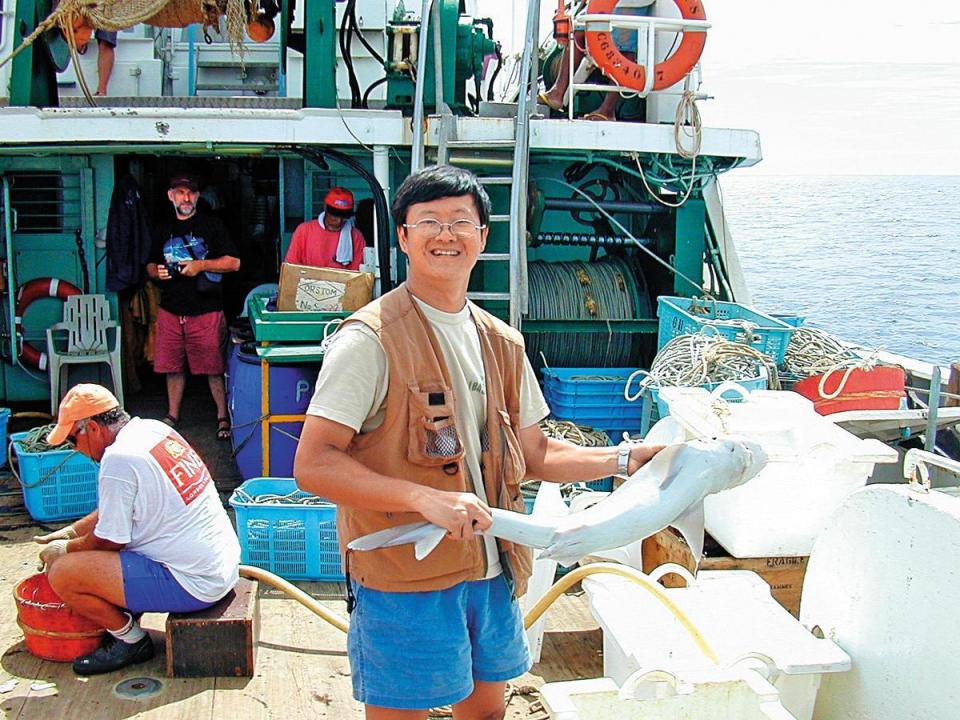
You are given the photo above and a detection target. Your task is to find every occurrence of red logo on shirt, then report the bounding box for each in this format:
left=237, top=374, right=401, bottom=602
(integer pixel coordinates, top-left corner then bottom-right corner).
left=149, top=433, right=211, bottom=505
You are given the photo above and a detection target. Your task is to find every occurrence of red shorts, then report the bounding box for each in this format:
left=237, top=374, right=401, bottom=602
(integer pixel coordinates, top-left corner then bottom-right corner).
left=154, top=308, right=227, bottom=375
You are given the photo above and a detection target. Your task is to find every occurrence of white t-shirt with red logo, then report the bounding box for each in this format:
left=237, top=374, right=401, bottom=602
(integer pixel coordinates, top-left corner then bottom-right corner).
left=94, top=418, right=240, bottom=602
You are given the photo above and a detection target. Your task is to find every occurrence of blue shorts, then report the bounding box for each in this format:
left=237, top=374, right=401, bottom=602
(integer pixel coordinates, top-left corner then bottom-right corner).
left=95, top=30, right=118, bottom=47
left=612, top=4, right=651, bottom=54
left=348, top=575, right=531, bottom=710
left=120, top=551, right=216, bottom=614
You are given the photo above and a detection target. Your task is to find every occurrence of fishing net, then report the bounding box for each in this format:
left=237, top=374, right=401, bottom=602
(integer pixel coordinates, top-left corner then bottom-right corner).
left=1, top=0, right=249, bottom=102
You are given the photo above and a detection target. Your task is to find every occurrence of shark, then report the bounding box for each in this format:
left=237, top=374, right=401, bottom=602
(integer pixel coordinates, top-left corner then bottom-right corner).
left=347, top=437, right=768, bottom=567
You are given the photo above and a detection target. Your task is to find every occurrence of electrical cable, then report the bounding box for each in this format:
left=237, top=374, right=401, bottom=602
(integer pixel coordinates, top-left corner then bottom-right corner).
left=361, top=76, right=388, bottom=108
left=537, top=176, right=711, bottom=298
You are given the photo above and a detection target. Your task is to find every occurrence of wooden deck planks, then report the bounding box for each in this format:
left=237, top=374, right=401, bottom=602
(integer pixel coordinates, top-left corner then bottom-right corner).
left=0, top=516, right=603, bottom=719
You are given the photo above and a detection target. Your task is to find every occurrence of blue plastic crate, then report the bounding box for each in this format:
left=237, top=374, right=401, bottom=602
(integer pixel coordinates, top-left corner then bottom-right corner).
left=229, top=477, right=344, bottom=581
left=656, top=296, right=795, bottom=364
left=11, top=431, right=99, bottom=522
left=542, top=368, right=642, bottom=432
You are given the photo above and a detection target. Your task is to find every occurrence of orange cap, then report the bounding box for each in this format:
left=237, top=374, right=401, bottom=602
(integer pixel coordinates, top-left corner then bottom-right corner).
left=47, top=384, right=120, bottom=446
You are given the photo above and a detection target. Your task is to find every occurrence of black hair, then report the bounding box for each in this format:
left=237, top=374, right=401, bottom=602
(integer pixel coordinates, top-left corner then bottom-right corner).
left=391, top=165, right=491, bottom=227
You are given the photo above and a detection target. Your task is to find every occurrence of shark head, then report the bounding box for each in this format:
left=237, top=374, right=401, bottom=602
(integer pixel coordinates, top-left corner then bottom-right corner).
left=692, top=437, right=768, bottom=492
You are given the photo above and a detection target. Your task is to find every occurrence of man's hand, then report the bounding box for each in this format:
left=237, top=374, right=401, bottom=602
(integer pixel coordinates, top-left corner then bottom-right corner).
left=177, top=260, right=205, bottom=277
left=37, top=539, right=69, bottom=571
left=416, top=490, right=493, bottom=542
left=33, top=525, right=77, bottom=544
left=627, top=443, right=667, bottom=476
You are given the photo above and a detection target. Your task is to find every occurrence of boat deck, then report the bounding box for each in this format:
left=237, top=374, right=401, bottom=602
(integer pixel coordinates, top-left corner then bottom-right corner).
left=0, top=515, right=601, bottom=719
left=0, top=387, right=602, bottom=719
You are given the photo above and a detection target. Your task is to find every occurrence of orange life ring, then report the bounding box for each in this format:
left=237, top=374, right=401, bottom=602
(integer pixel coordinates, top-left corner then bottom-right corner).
left=14, top=278, right=83, bottom=371
left=584, top=0, right=706, bottom=93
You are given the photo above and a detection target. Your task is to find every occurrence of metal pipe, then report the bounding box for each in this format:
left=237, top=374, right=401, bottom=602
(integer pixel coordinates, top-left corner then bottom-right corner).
left=924, top=365, right=942, bottom=452
left=544, top=198, right=669, bottom=214
left=372, top=145, right=391, bottom=291
left=410, top=0, right=433, bottom=172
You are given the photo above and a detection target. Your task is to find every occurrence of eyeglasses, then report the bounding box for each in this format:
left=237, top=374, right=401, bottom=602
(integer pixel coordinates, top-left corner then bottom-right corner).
left=66, top=419, right=89, bottom=446
left=402, top=219, right=486, bottom=240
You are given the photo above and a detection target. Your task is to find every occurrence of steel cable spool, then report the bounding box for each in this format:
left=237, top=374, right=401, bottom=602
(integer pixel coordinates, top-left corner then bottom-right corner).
left=526, top=256, right=651, bottom=369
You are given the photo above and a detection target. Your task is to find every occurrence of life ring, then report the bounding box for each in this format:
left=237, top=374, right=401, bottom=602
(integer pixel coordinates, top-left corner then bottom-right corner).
left=584, top=0, right=707, bottom=93
left=14, top=278, right=83, bottom=371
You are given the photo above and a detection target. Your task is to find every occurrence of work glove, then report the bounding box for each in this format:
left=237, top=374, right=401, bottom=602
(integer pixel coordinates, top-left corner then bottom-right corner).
left=37, top=539, right=69, bottom=571
left=33, top=525, right=77, bottom=544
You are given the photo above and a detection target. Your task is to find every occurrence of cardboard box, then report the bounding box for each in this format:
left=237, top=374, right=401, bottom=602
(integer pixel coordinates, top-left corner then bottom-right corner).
left=641, top=529, right=809, bottom=618
left=277, top=263, right=374, bottom=312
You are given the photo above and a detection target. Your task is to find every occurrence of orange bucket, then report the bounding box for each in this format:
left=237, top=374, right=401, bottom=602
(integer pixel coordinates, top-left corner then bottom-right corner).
left=14, top=573, right=105, bottom=662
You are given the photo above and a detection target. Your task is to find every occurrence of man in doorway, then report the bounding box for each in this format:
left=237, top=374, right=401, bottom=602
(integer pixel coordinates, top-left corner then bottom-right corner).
left=35, top=384, right=240, bottom=675
left=146, top=173, right=240, bottom=439
left=284, top=187, right=367, bottom=270
left=294, top=165, right=663, bottom=718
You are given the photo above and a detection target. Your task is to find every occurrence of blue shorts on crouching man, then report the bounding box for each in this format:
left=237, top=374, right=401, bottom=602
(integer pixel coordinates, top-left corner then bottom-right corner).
left=120, top=551, right=216, bottom=614
left=347, top=574, right=532, bottom=710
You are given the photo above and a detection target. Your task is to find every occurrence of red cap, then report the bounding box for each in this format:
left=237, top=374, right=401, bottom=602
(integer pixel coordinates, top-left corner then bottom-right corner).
left=324, top=187, right=354, bottom=215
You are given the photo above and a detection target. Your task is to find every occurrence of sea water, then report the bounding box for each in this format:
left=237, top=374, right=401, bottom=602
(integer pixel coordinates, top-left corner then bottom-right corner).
left=720, top=174, right=960, bottom=367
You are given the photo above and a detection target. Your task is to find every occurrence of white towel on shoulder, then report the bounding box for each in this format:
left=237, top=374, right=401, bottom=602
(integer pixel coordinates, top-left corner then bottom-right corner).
left=318, top=213, right=355, bottom=266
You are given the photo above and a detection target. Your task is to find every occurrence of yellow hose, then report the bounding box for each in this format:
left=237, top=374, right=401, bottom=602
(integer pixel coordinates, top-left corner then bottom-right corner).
left=240, top=562, right=716, bottom=664
left=522, top=562, right=718, bottom=664
left=239, top=565, right=349, bottom=633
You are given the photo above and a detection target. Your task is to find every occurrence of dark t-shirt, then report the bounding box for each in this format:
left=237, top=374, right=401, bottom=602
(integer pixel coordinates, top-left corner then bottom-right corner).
left=150, top=213, right=237, bottom=316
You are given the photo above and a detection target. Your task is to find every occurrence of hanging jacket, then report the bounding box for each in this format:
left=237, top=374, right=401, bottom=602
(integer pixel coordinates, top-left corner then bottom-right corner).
left=106, top=174, right=154, bottom=293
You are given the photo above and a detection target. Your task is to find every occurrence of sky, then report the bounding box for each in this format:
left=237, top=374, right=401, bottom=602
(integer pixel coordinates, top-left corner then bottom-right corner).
left=479, top=1, right=960, bottom=175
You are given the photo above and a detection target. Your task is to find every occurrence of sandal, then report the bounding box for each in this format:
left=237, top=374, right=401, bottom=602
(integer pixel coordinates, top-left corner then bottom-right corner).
left=583, top=111, right=610, bottom=122
left=216, top=417, right=231, bottom=442
left=161, top=415, right=179, bottom=429
left=537, top=91, right=564, bottom=112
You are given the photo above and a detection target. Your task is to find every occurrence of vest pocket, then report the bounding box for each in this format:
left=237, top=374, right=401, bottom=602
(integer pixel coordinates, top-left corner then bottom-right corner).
left=407, top=386, right=465, bottom=467
left=496, top=409, right=526, bottom=512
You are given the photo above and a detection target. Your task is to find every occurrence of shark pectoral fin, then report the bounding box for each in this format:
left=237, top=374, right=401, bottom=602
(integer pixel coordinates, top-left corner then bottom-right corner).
left=414, top=527, right=448, bottom=560
left=670, top=501, right=705, bottom=569
left=348, top=521, right=435, bottom=551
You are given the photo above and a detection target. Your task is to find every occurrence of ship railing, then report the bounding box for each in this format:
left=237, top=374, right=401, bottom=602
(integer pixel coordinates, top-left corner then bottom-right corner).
left=565, top=12, right=711, bottom=117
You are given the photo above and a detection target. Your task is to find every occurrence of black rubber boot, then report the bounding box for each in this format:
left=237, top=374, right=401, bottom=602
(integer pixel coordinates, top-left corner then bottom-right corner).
left=73, top=634, right=155, bottom=676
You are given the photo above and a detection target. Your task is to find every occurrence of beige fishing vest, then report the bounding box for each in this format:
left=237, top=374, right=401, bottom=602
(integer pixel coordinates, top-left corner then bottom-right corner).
left=337, top=285, right=533, bottom=597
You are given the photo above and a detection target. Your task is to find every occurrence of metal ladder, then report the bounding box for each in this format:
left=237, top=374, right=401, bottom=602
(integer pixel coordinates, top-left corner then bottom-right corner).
left=410, top=0, right=540, bottom=328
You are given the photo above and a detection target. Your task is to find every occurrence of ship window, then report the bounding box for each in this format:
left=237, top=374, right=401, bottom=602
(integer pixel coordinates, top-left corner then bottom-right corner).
left=8, top=172, right=82, bottom=234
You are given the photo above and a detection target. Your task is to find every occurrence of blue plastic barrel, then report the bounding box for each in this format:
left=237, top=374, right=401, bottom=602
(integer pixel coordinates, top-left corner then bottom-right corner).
left=227, top=346, right=321, bottom=480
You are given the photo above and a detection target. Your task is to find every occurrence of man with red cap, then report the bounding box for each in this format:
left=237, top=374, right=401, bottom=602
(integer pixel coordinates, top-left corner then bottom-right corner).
left=34, top=383, right=240, bottom=675
left=284, top=187, right=367, bottom=270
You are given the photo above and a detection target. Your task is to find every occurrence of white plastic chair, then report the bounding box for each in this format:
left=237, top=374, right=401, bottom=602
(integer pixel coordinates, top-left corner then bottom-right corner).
left=46, top=294, right=123, bottom=415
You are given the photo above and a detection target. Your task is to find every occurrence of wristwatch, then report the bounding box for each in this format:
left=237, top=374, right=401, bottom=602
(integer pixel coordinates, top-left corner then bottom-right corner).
left=616, top=441, right=632, bottom=476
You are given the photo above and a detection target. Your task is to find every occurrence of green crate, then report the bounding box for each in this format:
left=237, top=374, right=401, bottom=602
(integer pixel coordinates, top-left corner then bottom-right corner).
left=248, top=296, right=350, bottom=343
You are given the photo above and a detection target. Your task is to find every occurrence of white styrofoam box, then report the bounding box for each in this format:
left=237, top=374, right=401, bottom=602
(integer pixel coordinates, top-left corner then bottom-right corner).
left=659, top=387, right=897, bottom=556
left=541, top=669, right=798, bottom=720
left=520, top=481, right=566, bottom=663
left=584, top=570, right=850, bottom=720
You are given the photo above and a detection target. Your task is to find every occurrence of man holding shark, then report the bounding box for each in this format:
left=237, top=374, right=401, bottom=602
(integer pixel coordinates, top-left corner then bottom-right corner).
left=294, top=165, right=664, bottom=720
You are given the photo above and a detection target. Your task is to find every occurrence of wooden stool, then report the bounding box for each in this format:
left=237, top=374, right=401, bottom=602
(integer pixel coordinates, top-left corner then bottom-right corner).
left=165, top=577, right=259, bottom=677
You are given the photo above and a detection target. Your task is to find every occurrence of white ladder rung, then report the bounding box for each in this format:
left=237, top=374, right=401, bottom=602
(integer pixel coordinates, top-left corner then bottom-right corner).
left=477, top=253, right=510, bottom=261
left=467, top=291, right=510, bottom=301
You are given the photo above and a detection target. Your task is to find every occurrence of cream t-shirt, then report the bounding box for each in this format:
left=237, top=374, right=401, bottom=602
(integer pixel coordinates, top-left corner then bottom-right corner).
left=307, top=297, right=550, bottom=579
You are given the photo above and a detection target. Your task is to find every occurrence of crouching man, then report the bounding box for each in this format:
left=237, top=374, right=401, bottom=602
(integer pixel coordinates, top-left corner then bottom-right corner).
left=35, top=384, right=240, bottom=675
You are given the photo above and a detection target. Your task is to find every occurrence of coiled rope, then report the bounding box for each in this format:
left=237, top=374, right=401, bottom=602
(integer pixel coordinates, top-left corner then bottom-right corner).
left=782, top=326, right=882, bottom=400
left=526, top=256, right=650, bottom=369
left=230, top=487, right=330, bottom=506
left=625, top=333, right=779, bottom=402
left=7, top=425, right=81, bottom=490
left=538, top=418, right=610, bottom=448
